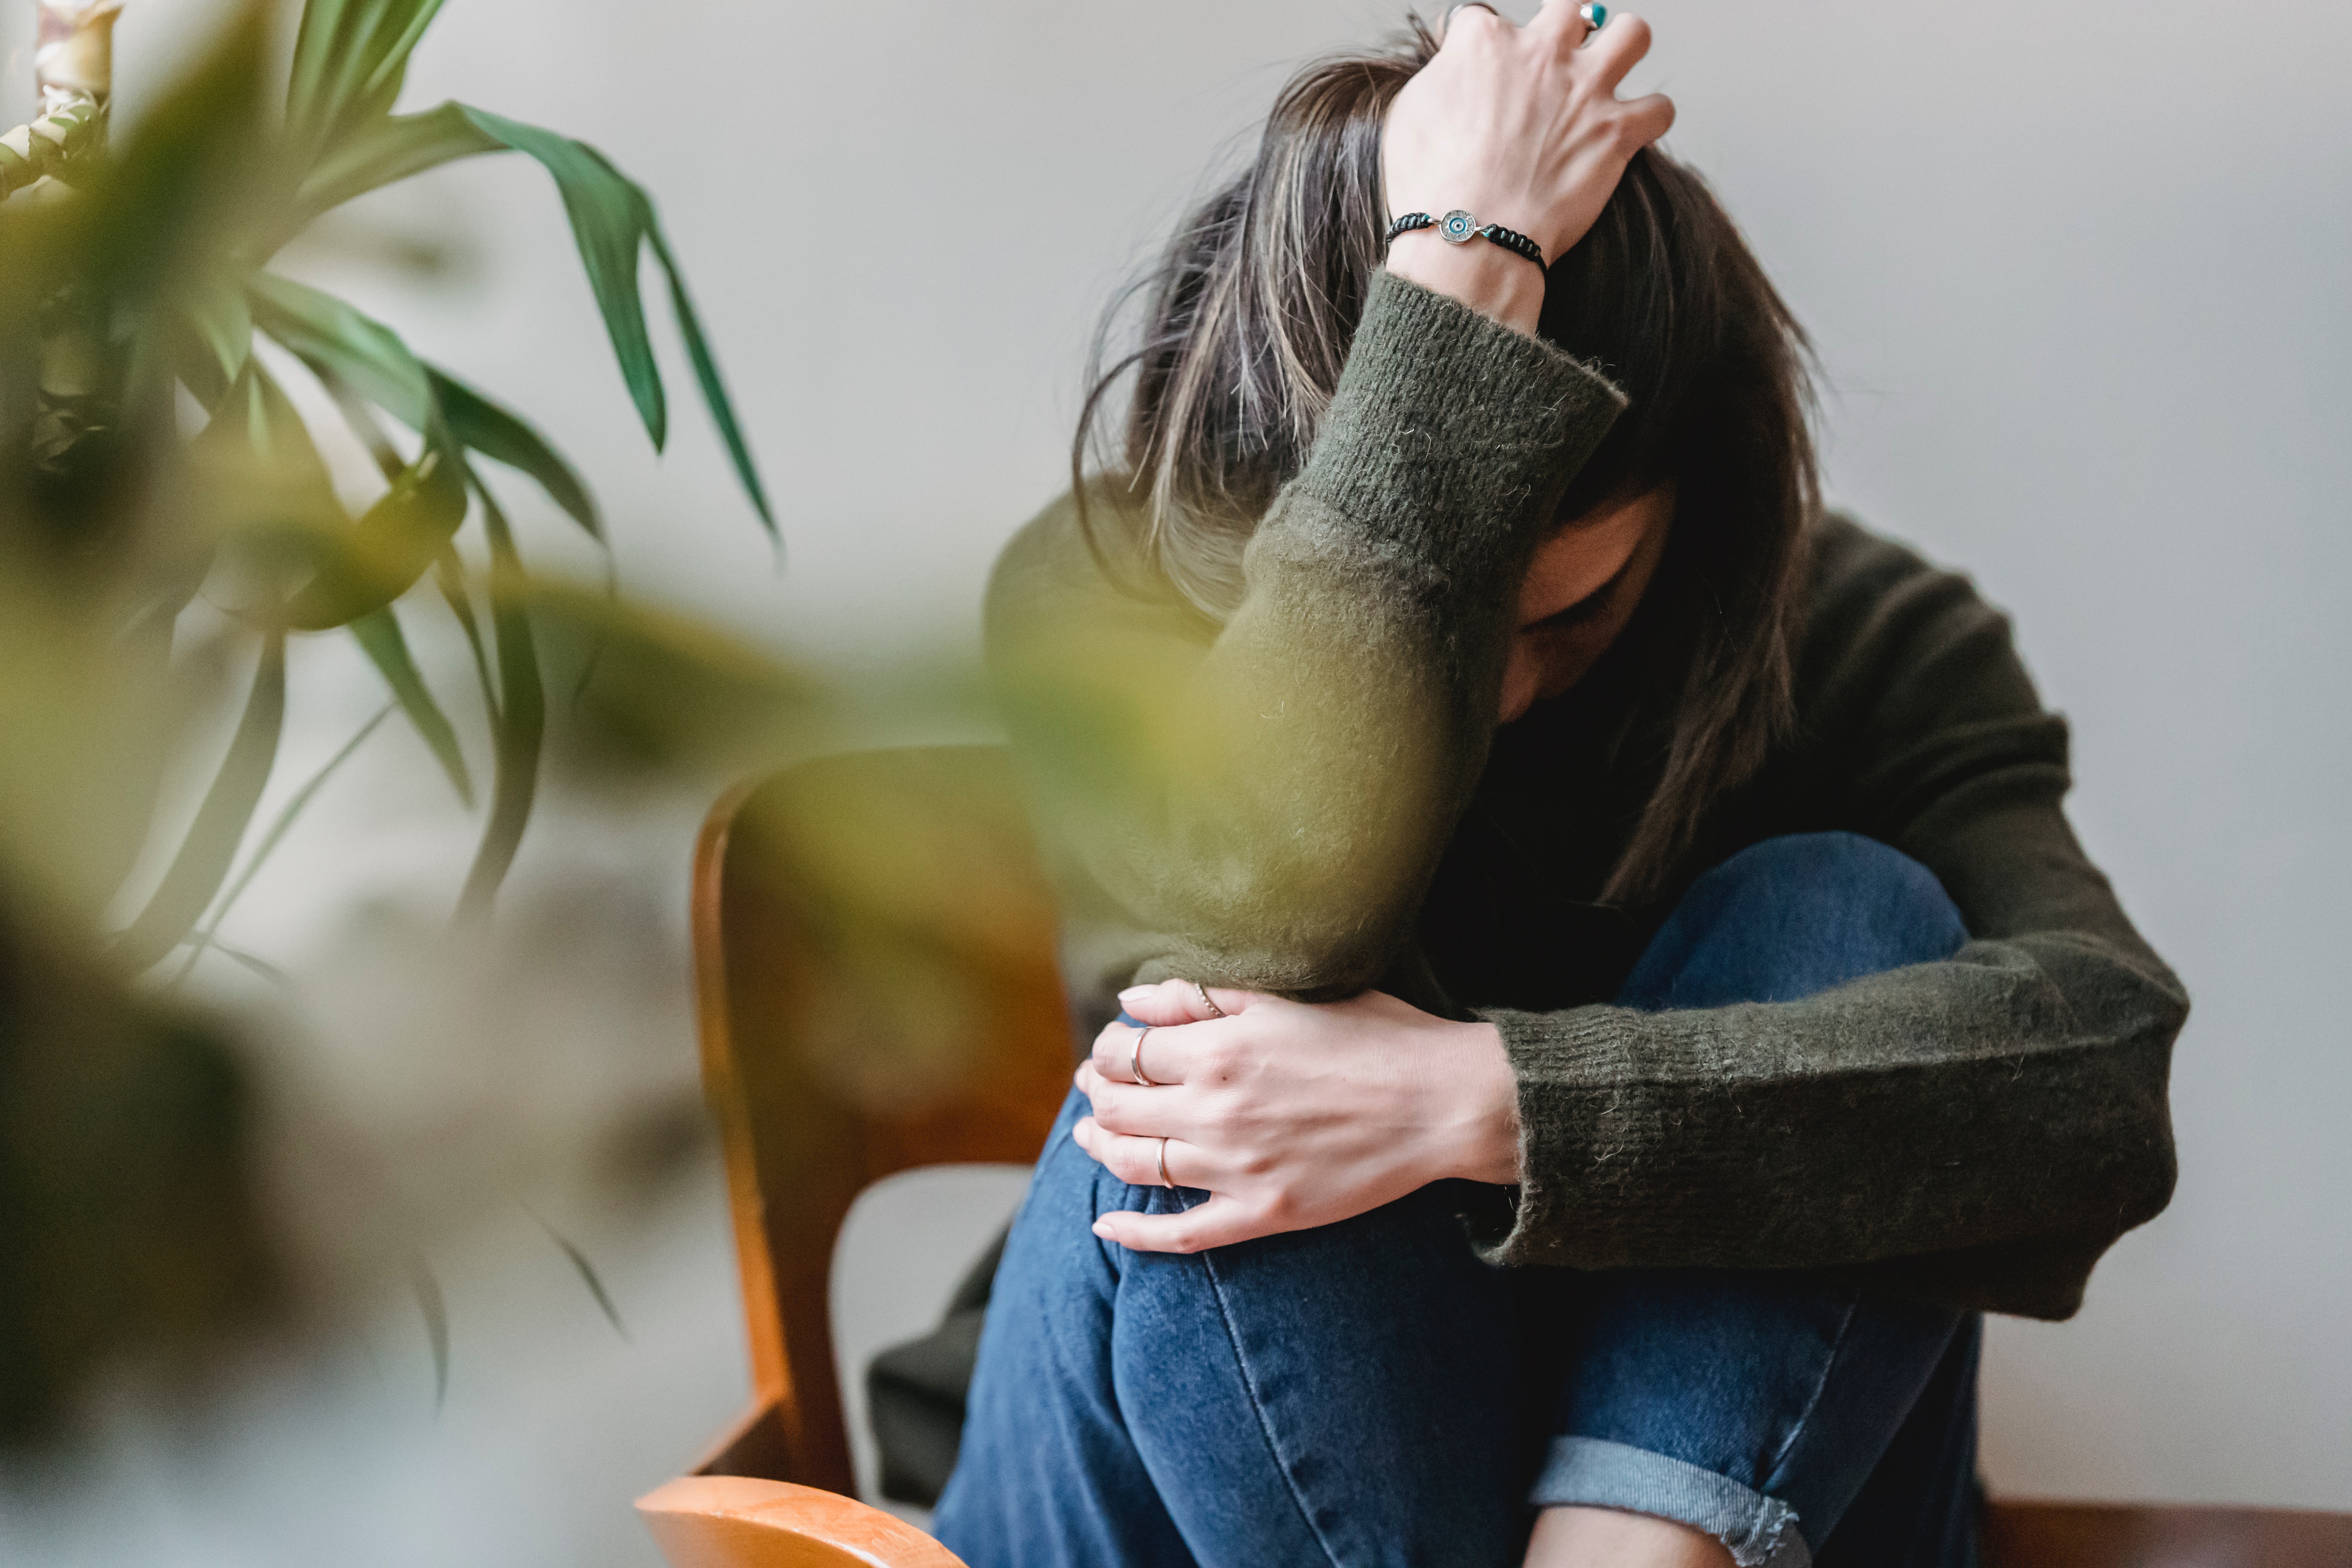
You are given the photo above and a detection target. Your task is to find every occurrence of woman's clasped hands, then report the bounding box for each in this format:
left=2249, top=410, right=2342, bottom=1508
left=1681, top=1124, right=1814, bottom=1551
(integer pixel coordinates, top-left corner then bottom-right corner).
left=1071, top=982, right=1524, bottom=1253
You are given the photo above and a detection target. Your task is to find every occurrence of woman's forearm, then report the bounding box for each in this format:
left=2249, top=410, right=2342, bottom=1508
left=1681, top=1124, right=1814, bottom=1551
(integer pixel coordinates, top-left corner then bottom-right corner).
left=1385, top=241, right=1545, bottom=338
left=991, top=278, right=1622, bottom=1001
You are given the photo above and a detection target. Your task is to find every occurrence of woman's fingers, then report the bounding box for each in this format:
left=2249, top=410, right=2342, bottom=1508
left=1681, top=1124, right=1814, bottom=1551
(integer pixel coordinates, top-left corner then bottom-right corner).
left=1078, top=1059, right=1209, bottom=1140
left=1071, top=1116, right=1214, bottom=1191
left=1579, top=12, right=1652, bottom=91
left=1527, top=0, right=1592, bottom=49
left=1439, top=2, right=1503, bottom=44
left=1093, top=1194, right=1260, bottom=1255
left=1088, top=1020, right=1199, bottom=1087
left=1116, top=976, right=1256, bottom=1028
left=1618, top=90, right=1676, bottom=149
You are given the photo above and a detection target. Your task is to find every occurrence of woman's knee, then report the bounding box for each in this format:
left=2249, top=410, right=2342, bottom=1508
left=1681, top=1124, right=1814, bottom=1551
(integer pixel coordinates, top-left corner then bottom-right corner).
left=1621, top=832, right=1967, bottom=1010
left=1540, top=1269, right=1973, bottom=1564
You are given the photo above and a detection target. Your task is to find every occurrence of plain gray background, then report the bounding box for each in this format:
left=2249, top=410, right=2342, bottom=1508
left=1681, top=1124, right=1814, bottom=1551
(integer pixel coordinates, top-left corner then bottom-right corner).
left=4, top=0, right=2347, bottom=1562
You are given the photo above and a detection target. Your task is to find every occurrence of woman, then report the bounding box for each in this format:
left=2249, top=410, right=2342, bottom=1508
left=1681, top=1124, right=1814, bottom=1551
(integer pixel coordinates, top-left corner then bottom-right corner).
left=910, top=7, right=2185, bottom=1566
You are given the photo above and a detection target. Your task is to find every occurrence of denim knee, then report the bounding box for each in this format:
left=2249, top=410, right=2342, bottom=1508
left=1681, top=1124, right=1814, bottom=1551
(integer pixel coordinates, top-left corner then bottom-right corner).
left=1620, top=832, right=1968, bottom=1012
left=1531, top=1269, right=1975, bottom=1568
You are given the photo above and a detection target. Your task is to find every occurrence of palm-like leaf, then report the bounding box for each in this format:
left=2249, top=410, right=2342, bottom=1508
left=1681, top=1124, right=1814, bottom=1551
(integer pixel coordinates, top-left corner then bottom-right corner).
left=428, top=367, right=600, bottom=542
left=453, top=108, right=776, bottom=539
left=111, top=633, right=287, bottom=974
left=350, top=607, right=473, bottom=804
left=453, top=470, right=543, bottom=924
left=5, top=0, right=782, bottom=955
left=285, top=0, right=448, bottom=161
left=287, top=100, right=498, bottom=226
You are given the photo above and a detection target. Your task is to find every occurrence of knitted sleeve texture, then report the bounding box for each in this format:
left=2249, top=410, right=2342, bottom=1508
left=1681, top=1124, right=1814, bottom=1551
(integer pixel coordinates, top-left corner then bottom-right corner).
left=1479, top=523, right=2186, bottom=1319
left=987, top=271, right=2181, bottom=1321
left=987, top=270, right=1624, bottom=1006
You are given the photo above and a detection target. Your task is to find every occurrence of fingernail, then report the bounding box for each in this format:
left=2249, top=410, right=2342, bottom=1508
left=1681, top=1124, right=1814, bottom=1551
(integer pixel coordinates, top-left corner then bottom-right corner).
left=1092, top=1219, right=1114, bottom=1238
left=1118, top=986, right=1153, bottom=1003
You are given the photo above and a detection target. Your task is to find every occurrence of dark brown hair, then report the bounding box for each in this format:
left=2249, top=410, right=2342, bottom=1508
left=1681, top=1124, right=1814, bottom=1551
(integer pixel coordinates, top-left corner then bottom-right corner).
left=1073, top=20, right=1818, bottom=903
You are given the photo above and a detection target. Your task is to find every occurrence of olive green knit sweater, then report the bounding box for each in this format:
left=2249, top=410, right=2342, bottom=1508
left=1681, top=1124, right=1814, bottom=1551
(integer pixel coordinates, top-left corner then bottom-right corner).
left=986, top=267, right=2182, bottom=1310
left=873, top=268, right=2185, bottom=1500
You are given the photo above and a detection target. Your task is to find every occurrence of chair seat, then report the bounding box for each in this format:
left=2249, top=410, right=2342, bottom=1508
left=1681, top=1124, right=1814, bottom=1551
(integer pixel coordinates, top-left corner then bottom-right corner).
left=1982, top=1500, right=2352, bottom=1567
left=638, top=1476, right=966, bottom=1568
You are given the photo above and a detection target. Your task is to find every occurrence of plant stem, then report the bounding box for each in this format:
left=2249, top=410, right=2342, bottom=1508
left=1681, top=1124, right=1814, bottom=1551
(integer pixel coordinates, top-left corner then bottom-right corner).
left=36, top=1, right=122, bottom=117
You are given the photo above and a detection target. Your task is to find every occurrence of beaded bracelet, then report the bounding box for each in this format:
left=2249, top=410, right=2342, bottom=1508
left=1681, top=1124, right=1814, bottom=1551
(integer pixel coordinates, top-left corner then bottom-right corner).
left=1385, top=209, right=1547, bottom=270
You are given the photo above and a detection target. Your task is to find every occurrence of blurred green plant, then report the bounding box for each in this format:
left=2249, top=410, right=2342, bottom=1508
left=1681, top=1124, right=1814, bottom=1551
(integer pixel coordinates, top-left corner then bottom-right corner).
left=0, top=0, right=790, bottom=1442
left=9, top=0, right=772, bottom=972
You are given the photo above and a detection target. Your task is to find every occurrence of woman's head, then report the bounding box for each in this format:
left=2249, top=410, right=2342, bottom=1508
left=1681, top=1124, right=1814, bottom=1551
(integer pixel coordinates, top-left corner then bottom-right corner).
left=1077, top=18, right=1817, bottom=902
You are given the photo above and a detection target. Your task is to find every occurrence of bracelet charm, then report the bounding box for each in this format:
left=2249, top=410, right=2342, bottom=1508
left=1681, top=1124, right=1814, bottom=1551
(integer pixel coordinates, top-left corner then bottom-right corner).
left=1385, top=209, right=1547, bottom=271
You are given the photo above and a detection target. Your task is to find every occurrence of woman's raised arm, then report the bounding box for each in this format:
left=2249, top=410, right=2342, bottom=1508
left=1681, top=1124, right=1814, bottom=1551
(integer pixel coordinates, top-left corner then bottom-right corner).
left=989, top=7, right=1670, bottom=1007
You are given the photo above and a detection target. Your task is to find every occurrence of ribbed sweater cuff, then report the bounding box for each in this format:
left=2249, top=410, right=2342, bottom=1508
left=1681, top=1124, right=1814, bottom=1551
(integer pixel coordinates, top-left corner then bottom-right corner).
left=1473, top=1004, right=1652, bottom=1268
left=1289, top=269, right=1625, bottom=588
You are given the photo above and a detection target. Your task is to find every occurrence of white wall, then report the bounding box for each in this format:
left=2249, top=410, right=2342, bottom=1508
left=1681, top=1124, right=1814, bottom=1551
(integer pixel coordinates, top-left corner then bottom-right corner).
left=7, top=1, right=2347, bottom=1561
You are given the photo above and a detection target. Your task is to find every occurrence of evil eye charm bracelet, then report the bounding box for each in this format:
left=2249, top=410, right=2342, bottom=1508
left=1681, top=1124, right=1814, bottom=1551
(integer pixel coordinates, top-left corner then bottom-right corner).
left=1385, top=209, right=1547, bottom=271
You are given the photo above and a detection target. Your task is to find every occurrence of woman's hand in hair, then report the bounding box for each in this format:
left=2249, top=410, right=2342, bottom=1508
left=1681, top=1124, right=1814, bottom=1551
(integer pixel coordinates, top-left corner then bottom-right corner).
left=1383, top=4, right=1674, bottom=334
left=1070, top=981, right=1521, bottom=1253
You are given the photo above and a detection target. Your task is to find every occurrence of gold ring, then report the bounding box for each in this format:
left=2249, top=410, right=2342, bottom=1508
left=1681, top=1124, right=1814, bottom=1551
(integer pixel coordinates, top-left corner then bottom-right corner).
left=1157, top=1136, right=1175, bottom=1190
left=1192, top=980, right=1226, bottom=1019
left=1131, top=1026, right=1159, bottom=1088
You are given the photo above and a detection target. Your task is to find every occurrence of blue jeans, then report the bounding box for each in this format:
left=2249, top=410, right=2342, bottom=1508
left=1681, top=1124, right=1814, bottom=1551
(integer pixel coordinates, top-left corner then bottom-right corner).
left=935, top=833, right=1981, bottom=1568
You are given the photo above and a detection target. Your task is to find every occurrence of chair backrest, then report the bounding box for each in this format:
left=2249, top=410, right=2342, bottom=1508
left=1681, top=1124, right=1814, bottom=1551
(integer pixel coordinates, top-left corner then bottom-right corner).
left=689, top=746, right=1072, bottom=1496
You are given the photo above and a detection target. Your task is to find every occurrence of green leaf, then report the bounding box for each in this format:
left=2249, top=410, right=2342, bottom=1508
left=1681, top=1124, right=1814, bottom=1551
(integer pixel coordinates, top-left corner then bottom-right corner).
left=245, top=276, right=470, bottom=627
left=453, top=473, right=543, bottom=924
left=436, top=547, right=498, bottom=720
left=287, top=0, right=449, bottom=158
left=406, top=1253, right=449, bottom=1411
left=527, top=1207, right=628, bottom=1342
left=288, top=100, right=501, bottom=229
left=185, top=702, right=394, bottom=973
left=454, top=109, right=662, bottom=441
left=211, top=940, right=294, bottom=986
left=428, top=367, right=601, bottom=542
left=248, top=270, right=430, bottom=426
left=173, top=272, right=255, bottom=411
left=350, top=609, right=473, bottom=804
left=452, top=107, right=775, bottom=539
left=648, top=229, right=777, bottom=544
left=279, top=440, right=468, bottom=630
left=112, top=633, right=288, bottom=975
left=199, top=359, right=339, bottom=518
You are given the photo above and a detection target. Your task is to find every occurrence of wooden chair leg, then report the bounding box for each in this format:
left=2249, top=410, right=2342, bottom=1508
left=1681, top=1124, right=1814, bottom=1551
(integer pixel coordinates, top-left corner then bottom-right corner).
left=636, top=1476, right=969, bottom=1568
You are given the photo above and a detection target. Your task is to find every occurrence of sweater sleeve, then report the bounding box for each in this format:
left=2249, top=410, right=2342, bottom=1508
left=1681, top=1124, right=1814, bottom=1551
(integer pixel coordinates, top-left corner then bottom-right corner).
left=1480, top=526, right=2187, bottom=1319
left=987, top=271, right=1625, bottom=1002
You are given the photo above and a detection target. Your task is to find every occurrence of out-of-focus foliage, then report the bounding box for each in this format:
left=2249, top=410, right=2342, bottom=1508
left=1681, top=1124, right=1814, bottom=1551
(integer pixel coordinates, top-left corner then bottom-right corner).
left=10, top=0, right=774, bottom=966
left=0, top=896, right=274, bottom=1439
left=0, top=0, right=798, bottom=1446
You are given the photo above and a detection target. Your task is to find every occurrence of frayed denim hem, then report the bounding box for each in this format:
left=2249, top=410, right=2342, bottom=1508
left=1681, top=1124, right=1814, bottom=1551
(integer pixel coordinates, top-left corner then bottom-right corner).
left=1530, top=1436, right=1811, bottom=1568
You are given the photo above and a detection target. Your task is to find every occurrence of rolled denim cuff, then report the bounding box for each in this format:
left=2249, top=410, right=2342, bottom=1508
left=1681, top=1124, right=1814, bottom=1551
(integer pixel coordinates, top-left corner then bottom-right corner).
left=1530, top=1436, right=1811, bottom=1568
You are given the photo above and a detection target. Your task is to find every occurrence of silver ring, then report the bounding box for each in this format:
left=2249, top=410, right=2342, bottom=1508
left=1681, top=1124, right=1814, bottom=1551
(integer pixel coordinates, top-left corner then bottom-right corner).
left=1130, top=1026, right=1159, bottom=1088
left=1157, top=1136, right=1175, bottom=1190
left=1192, top=980, right=1226, bottom=1019
left=1445, top=2, right=1497, bottom=25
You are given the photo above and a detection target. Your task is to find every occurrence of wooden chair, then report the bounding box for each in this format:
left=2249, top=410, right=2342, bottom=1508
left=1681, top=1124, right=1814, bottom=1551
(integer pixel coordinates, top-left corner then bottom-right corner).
left=637, top=747, right=2352, bottom=1568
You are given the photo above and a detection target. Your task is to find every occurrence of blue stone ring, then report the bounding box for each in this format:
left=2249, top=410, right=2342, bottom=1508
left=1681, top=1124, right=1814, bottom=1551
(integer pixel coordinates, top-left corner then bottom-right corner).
left=1580, top=3, right=1608, bottom=29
